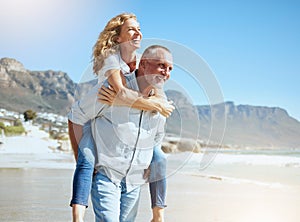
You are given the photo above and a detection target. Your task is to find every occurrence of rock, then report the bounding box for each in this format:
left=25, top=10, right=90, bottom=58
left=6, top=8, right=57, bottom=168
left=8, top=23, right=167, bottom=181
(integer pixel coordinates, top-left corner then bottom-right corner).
left=58, top=140, right=71, bottom=152
left=162, top=137, right=202, bottom=153
left=0, top=58, right=27, bottom=73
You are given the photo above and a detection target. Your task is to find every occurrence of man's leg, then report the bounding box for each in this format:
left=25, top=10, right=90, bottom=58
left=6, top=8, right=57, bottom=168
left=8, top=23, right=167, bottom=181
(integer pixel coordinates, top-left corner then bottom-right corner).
left=119, top=183, right=141, bottom=222
left=91, top=172, right=121, bottom=222
left=149, top=145, right=167, bottom=222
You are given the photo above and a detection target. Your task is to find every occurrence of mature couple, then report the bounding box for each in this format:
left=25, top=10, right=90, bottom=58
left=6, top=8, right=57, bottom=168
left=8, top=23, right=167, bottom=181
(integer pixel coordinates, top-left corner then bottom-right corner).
left=68, top=13, right=174, bottom=222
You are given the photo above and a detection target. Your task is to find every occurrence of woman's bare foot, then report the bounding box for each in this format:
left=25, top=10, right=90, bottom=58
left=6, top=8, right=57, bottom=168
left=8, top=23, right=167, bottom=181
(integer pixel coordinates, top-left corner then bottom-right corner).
left=151, top=206, right=164, bottom=222
left=72, top=204, right=86, bottom=222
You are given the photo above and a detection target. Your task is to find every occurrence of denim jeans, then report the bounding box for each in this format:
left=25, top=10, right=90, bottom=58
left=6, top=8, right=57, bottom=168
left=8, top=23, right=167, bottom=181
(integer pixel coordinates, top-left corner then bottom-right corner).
left=70, top=122, right=167, bottom=209
left=91, top=171, right=140, bottom=222
left=70, top=121, right=96, bottom=207
left=149, top=145, right=167, bottom=208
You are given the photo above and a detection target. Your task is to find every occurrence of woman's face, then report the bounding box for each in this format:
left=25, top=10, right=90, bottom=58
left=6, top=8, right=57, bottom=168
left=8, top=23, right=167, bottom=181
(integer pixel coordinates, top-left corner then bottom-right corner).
left=117, top=18, right=143, bottom=50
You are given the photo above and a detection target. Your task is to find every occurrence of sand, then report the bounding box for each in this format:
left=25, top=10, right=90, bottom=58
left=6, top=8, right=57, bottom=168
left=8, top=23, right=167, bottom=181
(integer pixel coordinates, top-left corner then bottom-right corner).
left=0, top=124, right=300, bottom=221
left=1, top=166, right=299, bottom=222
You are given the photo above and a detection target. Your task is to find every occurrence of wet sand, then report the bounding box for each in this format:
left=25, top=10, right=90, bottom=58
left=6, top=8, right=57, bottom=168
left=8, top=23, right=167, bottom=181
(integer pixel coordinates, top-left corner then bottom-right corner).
left=0, top=168, right=85, bottom=222
left=0, top=164, right=299, bottom=222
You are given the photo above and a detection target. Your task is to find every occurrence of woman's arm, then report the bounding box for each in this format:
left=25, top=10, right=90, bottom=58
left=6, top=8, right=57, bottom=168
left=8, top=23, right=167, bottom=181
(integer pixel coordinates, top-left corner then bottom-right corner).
left=100, top=70, right=174, bottom=117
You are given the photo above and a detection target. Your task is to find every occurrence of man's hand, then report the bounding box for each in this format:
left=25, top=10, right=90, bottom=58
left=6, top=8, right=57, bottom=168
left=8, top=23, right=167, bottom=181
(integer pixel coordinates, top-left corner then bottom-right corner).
left=143, top=167, right=151, bottom=181
left=98, top=86, right=138, bottom=107
left=98, top=85, right=117, bottom=106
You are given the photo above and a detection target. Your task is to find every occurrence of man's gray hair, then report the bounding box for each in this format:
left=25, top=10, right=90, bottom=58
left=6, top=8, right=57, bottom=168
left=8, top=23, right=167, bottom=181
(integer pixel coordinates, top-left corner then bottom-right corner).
left=141, top=45, right=171, bottom=60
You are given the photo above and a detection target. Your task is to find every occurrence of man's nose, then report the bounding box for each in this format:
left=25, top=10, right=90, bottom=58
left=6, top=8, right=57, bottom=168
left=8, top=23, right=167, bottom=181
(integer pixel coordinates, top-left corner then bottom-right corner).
left=165, top=67, right=172, bottom=74
left=162, top=68, right=171, bottom=79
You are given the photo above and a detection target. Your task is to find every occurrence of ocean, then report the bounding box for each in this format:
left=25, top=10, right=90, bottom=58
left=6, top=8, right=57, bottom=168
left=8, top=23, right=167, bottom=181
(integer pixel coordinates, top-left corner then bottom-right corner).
left=167, top=148, right=300, bottom=189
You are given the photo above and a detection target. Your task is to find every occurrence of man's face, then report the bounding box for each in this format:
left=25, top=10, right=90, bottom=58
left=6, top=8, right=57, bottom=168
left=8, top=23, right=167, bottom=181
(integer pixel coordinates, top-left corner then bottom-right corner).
left=142, top=49, right=173, bottom=88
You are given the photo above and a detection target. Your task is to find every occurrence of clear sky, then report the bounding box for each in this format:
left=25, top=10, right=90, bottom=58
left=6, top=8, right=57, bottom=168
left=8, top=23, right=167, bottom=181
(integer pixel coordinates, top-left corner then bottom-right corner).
left=1, top=0, right=299, bottom=120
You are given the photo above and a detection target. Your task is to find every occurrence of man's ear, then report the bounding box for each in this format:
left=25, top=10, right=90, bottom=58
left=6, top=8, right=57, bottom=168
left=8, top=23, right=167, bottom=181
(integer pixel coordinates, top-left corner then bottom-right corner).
left=139, top=59, right=146, bottom=68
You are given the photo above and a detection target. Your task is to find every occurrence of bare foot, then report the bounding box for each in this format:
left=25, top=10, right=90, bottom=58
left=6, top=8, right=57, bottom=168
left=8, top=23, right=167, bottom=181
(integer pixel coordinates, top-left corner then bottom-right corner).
left=151, top=206, right=164, bottom=222
left=72, top=204, right=86, bottom=222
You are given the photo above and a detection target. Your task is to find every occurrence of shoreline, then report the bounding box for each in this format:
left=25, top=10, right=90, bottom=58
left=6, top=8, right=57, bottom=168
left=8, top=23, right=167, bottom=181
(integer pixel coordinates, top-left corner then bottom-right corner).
left=1, top=126, right=300, bottom=221
left=1, top=166, right=299, bottom=222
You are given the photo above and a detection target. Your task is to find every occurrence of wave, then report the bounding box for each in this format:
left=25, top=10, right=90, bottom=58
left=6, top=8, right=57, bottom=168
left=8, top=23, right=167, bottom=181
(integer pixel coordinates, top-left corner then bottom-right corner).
left=187, top=152, right=300, bottom=168
left=187, top=172, right=287, bottom=189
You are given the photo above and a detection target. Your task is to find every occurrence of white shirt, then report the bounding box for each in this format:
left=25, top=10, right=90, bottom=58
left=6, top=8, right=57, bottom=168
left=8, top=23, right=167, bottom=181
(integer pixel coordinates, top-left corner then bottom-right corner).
left=97, top=51, right=140, bottom=84
left=68, top=71, right=166, bottom=191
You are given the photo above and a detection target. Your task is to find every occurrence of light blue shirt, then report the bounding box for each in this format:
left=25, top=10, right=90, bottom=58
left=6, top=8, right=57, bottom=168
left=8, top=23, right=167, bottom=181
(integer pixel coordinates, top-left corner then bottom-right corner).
left=68, top=71, right=166, bottom=190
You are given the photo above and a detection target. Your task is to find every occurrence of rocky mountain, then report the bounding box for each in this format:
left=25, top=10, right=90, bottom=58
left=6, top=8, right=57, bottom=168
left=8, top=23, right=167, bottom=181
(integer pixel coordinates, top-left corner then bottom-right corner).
left=165, top=90, right=300, bottom=149
left=0, top=57, right=84, bottom=115
left=1, top=57, right=300, bottom=148
left=223, top=102, right=300, bottom=148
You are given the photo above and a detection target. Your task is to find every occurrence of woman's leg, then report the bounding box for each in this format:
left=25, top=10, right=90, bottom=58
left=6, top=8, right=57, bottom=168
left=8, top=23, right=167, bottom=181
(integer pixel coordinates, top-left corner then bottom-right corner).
left=70, top=121, right=96, bottom=222
left=149, top=145, right=167, bottom=222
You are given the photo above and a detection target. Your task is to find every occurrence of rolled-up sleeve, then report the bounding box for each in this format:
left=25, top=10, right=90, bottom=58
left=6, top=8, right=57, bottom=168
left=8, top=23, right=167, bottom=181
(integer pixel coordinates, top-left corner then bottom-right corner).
left=68, top=84, right=106, bottom=125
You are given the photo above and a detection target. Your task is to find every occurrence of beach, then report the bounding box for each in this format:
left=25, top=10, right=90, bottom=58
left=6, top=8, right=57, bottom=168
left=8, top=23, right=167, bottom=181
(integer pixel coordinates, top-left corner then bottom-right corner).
left=0, top=125, right=300, bottom=221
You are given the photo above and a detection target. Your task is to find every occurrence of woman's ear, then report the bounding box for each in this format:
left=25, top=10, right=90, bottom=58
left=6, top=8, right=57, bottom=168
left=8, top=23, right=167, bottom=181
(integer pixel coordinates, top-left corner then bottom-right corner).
left=112, top=35, right=120, bottom=43
left=115, top=36, right=121, bottom=43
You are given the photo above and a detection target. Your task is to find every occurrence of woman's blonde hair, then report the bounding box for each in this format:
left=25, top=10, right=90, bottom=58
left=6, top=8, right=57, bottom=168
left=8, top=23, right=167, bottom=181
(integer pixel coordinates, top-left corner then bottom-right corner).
left=92, top=13, right=137, bottom=75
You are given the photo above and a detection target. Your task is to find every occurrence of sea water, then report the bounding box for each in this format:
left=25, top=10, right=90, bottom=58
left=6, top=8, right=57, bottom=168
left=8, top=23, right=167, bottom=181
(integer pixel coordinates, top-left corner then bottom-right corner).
left=166, top=148, right=300, bottom=189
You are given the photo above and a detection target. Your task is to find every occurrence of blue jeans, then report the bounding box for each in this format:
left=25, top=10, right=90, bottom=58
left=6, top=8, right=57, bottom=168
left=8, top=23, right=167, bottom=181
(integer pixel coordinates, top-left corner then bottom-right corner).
left=149, top=145, right=167, bottom=208
left=91, top=171, right=140, bottom=222
left=70, top=121, right=167, bottom=209
left=70, top=121, right=96, bottom=207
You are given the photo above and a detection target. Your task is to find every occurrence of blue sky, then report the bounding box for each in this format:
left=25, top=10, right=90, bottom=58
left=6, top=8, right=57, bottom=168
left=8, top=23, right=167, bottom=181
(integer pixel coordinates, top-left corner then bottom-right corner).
left=1, top=0, right=299, bottom=120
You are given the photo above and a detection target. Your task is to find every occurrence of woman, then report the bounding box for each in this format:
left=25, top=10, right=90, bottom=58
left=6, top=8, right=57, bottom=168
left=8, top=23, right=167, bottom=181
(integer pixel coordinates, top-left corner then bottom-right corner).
left=68, top=13, right=173, bottom=222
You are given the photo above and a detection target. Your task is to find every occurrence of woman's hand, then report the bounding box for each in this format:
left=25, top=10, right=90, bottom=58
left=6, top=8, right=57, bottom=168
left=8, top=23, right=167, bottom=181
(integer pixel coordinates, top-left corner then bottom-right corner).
left=161, top=100, right=175, bottom=118
left=152, top=97, right=175, bottom=118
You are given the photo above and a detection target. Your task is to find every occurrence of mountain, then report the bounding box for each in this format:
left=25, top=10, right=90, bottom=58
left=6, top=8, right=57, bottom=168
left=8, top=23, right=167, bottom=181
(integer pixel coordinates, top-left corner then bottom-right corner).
left=165, top=90, right=300, bottom=149
left=1, top=57, right=300, bottom=148
left=0, top=57, right=95, bottom=115
left=213, top=102, right=300, bottom=148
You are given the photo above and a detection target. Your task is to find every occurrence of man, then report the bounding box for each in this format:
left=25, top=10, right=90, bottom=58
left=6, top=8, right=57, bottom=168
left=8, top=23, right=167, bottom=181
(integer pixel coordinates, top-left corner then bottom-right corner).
left=68, top=45, right=173, bottom=221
